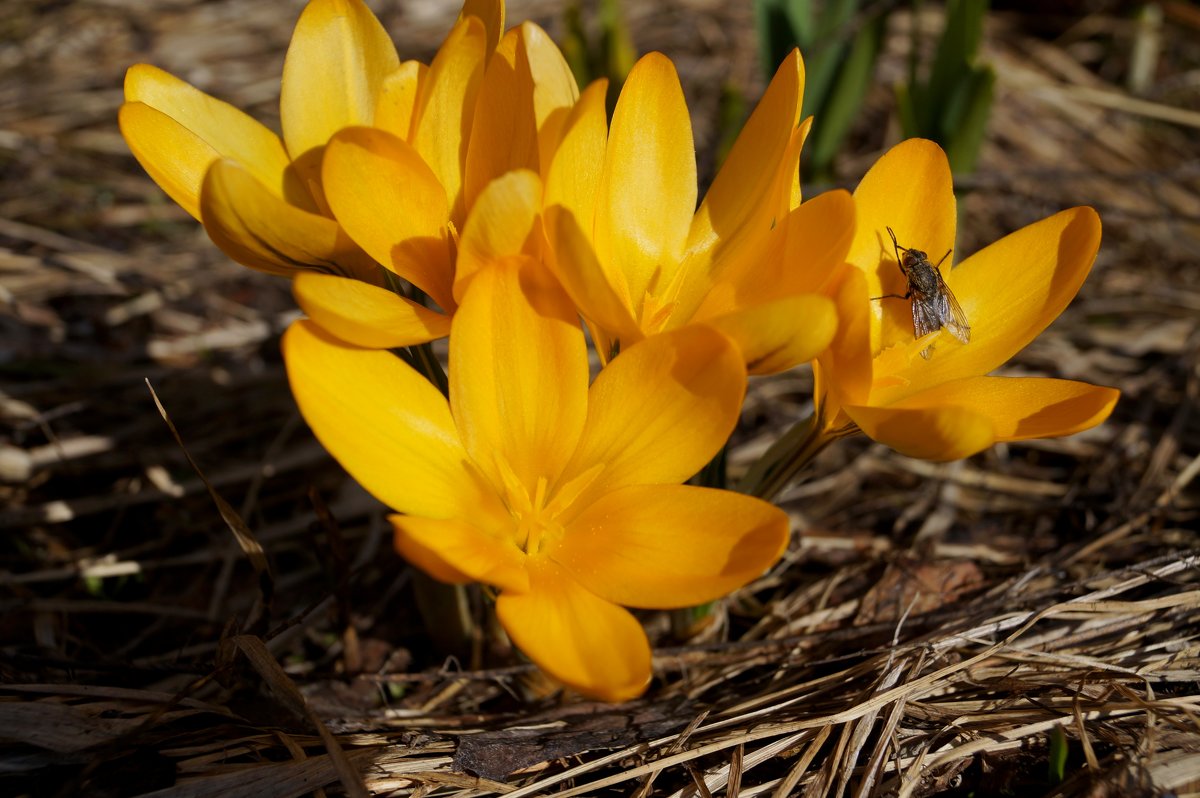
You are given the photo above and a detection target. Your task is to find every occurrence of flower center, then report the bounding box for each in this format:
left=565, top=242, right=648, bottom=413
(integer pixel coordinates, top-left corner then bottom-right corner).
left=516, top=514, right=562, bottom=556
left=494, top=463, right=603, bottom=559
left=500, top=473, right=565, bottom=557
left=636, top=259, right=693, bottom=335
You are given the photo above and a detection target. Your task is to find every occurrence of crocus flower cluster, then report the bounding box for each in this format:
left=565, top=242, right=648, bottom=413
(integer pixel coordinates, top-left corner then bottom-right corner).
left=121, top=0, right=1118, bottom=700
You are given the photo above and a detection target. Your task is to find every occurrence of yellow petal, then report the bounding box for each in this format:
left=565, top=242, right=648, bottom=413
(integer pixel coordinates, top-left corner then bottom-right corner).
left=293, top=273, right=451, bottom=348
left=815, top=265, right=873, bottom=411
left=844, top=402, right=995, bottom=461
left=120, top=65, right=299, bottom=218
left=788, top=119, right=807, bottom=210
left=495, top=558, right=651, bottom=702
left=199, top=159, right=376, bottom=280
left=776, top=188, right=856, bottom=295
left=555, top=485, right=788, bottom=609
left=594, top=52, right=696, bottom=306
left=454, top=170, right=542, bottom=302
left=283, top=320, right=493, bottom=518
left=411, top=16, right=489, bottom=225
left=559, top=325, right=744, bottom=508
left=450, top=258, right=588, bottom=496
left=544, top=78, right=609, bottom=237
left=706, top=294, right=837, bottom=376
left=462, top=30, right=539, bottom=210
left=374, top=60, right=426, bottom=141
left=544, top=205, right=640, bottom=350
left=851, top=139, right=956, bottom=356
left=685, top=119, right=813, bottom=321
left=688, top=50, right=804, bottom=264
left=458, top=0, right=504, bottom=53
left=695, top=188, right=855, bottom=319
left=873, top=207, right=1103, bottom=404
left=120, top=102, right=216, bottom=222
left=888, top=375, right=1118, bottom=442
left=391, top=515, right=529, bottom=593
left=280, top=0, right=399, bottom=163
left=522, top=22, right=581, bottom=171
left=464, top=23, right=579, bottom=207
left=391, top=523, right=475, bottom=584
left=321, top=126, right=454, bottom=309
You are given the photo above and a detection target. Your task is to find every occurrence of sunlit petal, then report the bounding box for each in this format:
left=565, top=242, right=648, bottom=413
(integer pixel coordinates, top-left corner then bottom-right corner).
left=121, top=65, right=299, bottom=217
left=458, top=0, right=504, bottom=53
left=815, top=265, right=873, bottom=410
left=775, top=188, right=855, bottom=295
left=706, top=294, right=837, bottom=375
left=695, top=188, right=854, bottom=319
left=463, top=30, right=538, bottom=208
left=496, top=558, right=651, bottom=701
left=374, top=60, right=426, bottom=141
left=559, top=325, right=744, bottom=508
left=872, top=207, right=1103, bottom=403
left=844, top=401, right=995, bottom=461
left=454, top=170, right=542, bottom=302
left=544, top=205, right=640, bottom=350
left=594, top=53, right=696, bottom=305
left=392, top=515, right=529, bottom=593
left=199, top=159, right=375, bottom=280
left=544, top=79, right=608, bottom=237
left=463, top=23, right=577, bottom=208
left=391, top=525, right=475, bottom=584
left=280, top=0, right=399, bottom=163
left=522, top=22, right=580, bottom=169
left=411, top=16, right=489, bottom=224
left=691, top=120, right=821, bottom=325
left=851, top=139, right=957, bottom=356
left=688, top=50, right=804, bottom=264
left=451, top=259, right=588, bottom=495
left=555, top=485, right=788, bottom=608
left=321, top=126, right=454, bottom=309
left=888, top=375, right=1118, bottom=442
left=283, top=320, right=489, bottom=518
left=293, top=273, right=451, bottom=348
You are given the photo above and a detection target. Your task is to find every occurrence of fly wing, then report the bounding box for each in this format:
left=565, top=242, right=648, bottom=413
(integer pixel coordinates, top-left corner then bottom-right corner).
left=910, top=291, right=941, bottom=338
left=911, top=294, right=941, bottom=360
left=932, top=272, right=971, bottom=344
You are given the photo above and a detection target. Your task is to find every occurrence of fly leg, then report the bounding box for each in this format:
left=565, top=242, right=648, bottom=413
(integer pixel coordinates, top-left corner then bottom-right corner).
left=877, top=228, right=913, bottom=302
left=886, top=227, right=909, bottom=278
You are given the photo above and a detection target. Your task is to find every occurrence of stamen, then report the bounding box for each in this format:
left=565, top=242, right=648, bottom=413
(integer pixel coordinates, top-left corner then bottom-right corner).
left=544, top=462, right=605, bottom=519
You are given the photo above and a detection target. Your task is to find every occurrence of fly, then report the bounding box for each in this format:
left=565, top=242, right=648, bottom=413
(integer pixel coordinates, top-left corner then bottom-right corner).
left=873, top=226, right=970, bottom=359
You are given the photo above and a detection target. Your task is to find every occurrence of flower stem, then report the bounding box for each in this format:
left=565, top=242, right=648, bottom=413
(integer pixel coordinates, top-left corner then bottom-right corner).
left=671, top=444, right=729, bottom=637
left=737, top=409, right=854, bottom=501
left=409, top=342, right=449, bottom=397
left=410, top=571, right=476, bottom=664
left=696, top=443, right=728, bottom=489
left=380, top=271, right=450, bottom=397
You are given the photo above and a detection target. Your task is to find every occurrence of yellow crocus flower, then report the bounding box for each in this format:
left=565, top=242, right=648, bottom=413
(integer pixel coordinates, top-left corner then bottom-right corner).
left=544, top=50, right=856, bottom=374
left=815, top=138, right=1119, bottom=461
left=298, top=17, right=578, bottom=349
left=284, top=257, right=788, bottom=701
left=119, top=0, right=407, bottom=283
left=121, top=0, right=576, bottom=349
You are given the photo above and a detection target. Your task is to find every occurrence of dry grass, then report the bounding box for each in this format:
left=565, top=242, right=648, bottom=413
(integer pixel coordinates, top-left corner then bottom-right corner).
left=2, top=1, right=1200, bottom=796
